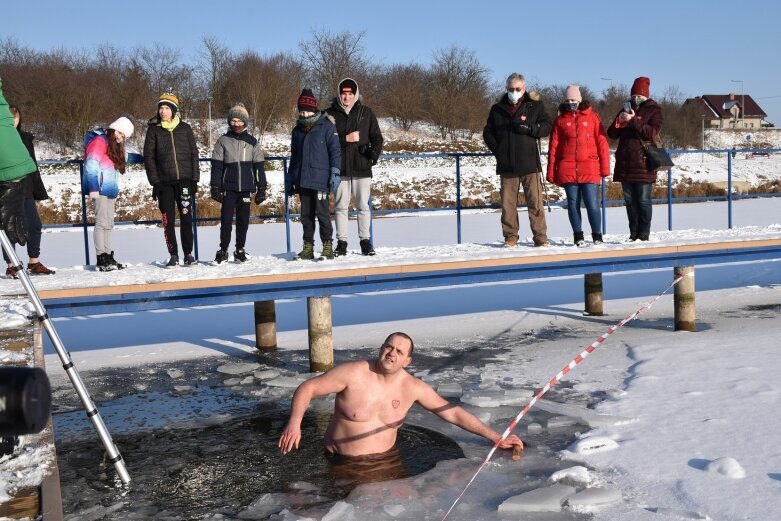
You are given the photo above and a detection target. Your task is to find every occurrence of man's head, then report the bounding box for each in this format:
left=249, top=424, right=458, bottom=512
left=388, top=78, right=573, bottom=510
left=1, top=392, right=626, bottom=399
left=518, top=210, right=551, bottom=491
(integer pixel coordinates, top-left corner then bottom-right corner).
left=505, top=73, right=526, bottom=104
left=377, top=332, right=414, bottom=373
left=297, top=88, right=318, bottom=117
left=338, top=78, right=359, bottom=110
left=228, top=103, right=250, bottom=133
left=158, top=91, right=179, bottom=122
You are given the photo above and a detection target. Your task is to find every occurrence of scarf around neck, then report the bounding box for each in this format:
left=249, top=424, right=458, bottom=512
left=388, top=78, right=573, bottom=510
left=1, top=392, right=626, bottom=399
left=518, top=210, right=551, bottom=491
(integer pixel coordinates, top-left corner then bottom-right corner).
left=161, top=114, right=181, bottom=131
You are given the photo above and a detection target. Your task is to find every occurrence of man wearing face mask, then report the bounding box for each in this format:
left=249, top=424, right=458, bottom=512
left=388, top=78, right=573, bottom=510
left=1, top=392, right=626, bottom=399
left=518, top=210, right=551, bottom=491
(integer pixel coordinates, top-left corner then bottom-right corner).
left=607, top=76, right=663, bottom=242
left=483, top=73, right=552, bottom=247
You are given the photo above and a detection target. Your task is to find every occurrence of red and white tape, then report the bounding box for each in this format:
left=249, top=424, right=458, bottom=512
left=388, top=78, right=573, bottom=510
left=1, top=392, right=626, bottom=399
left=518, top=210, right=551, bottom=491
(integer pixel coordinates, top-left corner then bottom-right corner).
left=442, top=274, right=686, bottom=520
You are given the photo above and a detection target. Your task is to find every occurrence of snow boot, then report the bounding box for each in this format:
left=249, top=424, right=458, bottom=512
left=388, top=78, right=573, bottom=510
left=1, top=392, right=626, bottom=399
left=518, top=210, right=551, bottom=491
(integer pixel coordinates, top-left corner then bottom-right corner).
left=215, top=249, right=229, bottom=264
left=107, top=251, right=125, bottom=270
left=360, top=239, right=375, bottom=256
left=592, top=232, right=603, bottom=245
left=234, top=249, right=248, bottom=263
left=321, top=241, right=334, bottom=260
left=574, top=231, right=586, bottom=247
left=297, top=241, right=315, bottom=260
left=334, top=240, right=348, bottom=257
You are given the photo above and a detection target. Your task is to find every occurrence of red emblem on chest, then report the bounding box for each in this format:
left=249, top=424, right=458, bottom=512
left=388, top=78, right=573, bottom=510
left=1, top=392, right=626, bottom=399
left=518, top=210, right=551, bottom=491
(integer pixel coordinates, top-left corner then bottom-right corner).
left=520, top=115, right=527, bottom=121
left=392, top=400, right=400, bottom=409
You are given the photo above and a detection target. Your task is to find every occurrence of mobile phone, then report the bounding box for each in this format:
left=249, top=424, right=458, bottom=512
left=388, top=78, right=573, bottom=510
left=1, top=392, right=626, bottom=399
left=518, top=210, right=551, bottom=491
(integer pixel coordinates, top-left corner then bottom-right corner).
left=623, top=102, right=632, bottom=113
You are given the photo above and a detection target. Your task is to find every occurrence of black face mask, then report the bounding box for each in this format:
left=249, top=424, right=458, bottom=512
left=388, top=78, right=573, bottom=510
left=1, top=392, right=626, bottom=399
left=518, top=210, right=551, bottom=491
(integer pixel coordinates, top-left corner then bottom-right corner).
left=565, top=102, right=579, bottom=112
left=630, top=96, right=643, bottom=109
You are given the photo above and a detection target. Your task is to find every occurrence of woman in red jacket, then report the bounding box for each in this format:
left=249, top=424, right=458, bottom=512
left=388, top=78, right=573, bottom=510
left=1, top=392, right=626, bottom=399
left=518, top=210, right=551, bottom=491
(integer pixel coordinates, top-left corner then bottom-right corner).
left=547, top=85, right=611, bottom=246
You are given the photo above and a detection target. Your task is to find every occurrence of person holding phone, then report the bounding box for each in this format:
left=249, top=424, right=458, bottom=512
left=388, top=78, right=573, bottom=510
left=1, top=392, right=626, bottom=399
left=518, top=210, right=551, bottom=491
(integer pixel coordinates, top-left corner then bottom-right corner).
left=607, top=76, right=663, bottom=241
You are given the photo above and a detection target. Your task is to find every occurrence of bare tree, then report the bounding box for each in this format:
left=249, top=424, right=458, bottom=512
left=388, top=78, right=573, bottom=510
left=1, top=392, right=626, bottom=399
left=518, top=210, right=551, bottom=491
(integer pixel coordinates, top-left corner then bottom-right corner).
left=298, top=28, right=370, bottom=100
left=377, top=63, right=427, bottom=131
left=196, top=36, right=232, bottom=112
left=131, top=43, right=183, bottom=98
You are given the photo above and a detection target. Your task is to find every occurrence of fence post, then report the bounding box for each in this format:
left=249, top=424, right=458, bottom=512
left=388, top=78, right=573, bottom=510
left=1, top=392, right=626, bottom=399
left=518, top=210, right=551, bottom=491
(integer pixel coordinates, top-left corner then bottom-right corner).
left=600, top=177, right=607, bottom=234
left=307, top=296, right=334, bottom=372
left=254, top=300, right=277, bottom=351
left=674, top=266, right=696, bottom=332
left=455, top=154, right=462, bottom=244
left=191, top=185, right=199, bottom=260
left=667, top=169, right=673, bottom=231
left=584, top=273, right=604, bottom=316
left=283, top=158, right=291, bottom=255
left=727, top=152, right=733, bottom=229
left=79, top=160, right=91, bottom=266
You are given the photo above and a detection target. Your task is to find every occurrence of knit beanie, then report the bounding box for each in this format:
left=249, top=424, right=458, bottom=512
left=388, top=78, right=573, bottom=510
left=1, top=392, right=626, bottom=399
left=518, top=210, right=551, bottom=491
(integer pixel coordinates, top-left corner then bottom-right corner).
left=158, top=91, right=180, bottom=116
left=297, top=89, right=318, bottom=112
left=630, top=77, right=650, bottom=98
left=109, top=116, right=135, bottom=139
left=338, top=78, right=358, bottom=95
left=564, top=84, right=582, bottom=102
left=227, top=103, right=250, bottom=126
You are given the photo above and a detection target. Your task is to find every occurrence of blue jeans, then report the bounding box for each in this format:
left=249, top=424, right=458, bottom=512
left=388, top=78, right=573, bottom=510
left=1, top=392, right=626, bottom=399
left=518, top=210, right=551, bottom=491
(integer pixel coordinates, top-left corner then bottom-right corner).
left=621, top=182, right=653, bottom=239
left=563, top=183, right=601, bottom=234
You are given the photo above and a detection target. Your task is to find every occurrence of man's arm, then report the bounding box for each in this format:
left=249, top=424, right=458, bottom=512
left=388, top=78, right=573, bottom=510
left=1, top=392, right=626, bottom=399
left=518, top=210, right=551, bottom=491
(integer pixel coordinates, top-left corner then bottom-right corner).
left=278, top=363, right=353, bottom=454
left=415, top=380, right=522, bottom=449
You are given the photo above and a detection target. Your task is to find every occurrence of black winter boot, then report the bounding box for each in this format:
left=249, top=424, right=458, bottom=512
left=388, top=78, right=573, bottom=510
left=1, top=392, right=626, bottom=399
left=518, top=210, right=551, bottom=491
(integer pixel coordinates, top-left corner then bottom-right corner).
left=334, top=240, right=348, bottom=257
left=234, top=249, right=248, bottom=263
left=592, top=232, right=603, bottom=245
left=360, top=239, right=375, bottom=256
left=574, top=231, right=585, bottom=247
left=107, top=251, right=125, bottom=270
left=215, top=249, right=229, bottom=263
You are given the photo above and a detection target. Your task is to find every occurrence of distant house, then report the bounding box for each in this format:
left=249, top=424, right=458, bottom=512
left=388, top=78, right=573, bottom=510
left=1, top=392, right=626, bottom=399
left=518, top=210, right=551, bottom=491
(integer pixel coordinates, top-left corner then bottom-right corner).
left=684, top=93, right=769, bottom=129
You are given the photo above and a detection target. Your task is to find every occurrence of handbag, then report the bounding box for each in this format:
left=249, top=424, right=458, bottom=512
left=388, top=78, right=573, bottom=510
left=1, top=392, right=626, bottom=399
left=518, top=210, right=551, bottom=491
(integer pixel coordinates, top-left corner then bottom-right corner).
left=635, top=126, right=674, bottom=171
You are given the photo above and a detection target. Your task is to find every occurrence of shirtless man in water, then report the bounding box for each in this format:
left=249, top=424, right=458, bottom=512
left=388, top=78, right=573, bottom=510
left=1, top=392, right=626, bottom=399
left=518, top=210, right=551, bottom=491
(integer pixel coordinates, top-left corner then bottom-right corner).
left=278, top=332, right=523, bottom=457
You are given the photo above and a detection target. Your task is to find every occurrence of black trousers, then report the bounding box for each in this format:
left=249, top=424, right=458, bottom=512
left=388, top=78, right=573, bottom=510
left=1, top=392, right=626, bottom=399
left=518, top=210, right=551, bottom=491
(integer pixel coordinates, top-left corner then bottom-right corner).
left=157, top=183, right=194, bottom=256
left=219, top=191, right=251, bottom=251
left=299, top=188, right=332, bottom=243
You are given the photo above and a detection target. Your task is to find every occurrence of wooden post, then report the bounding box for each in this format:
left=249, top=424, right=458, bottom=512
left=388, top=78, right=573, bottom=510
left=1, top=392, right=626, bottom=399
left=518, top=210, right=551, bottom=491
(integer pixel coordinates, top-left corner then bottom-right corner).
left=307, top=296, right=334, bottom=372
left=584, top=273, right=604, bottom=316
left=254, top=301, right=277, bottom=352
left=674, top=266, right=696, bottom=332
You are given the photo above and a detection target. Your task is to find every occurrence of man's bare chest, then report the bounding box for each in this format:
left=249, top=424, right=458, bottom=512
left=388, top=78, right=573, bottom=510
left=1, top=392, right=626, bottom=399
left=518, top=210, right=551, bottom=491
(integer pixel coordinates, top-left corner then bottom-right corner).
left=336, top=382, right=411, bottom=423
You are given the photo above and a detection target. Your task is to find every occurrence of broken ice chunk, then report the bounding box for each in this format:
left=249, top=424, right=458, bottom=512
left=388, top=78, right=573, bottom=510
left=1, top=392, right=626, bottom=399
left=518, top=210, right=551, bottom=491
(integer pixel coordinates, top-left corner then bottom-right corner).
left=253, top=369, right=280, bottom=380
left=565, top=487, right=621, bottom=509
left=217, top=362, right=261, bottom=375
left=548, top=466, right=592, bottom=486
left=705, top=457, right=746, bottom=479
left=546, top=415, right=578, bottom=429
left=322, top=501, right=355, bottom=521
left=437, top=382, right=463, bottom=398
left=564, top=436, right=619, bottom=455
left=460, top=388, right=531, bottom=408
left=498, top=484, right=575, bottom=513
left=166, top=369, right=184, bottom=379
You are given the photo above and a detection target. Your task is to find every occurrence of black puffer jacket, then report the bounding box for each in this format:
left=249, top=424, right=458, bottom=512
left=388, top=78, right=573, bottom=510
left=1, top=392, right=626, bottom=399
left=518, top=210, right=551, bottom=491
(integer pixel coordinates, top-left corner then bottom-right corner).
left=18, top=129, right=48, bottom=200
left=607, top=99, right=663, bottom=183
left=483, top=92, right=552, bottom=176
left=325, top=99, right=383, bottom=178
left=143, top=116, right=200, bottom=187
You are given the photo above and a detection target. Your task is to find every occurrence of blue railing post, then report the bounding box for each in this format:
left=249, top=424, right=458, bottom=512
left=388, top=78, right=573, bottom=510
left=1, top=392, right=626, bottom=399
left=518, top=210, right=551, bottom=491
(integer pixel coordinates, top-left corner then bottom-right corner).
left=78, top=160, right=90, bottom=266
left=601, top=177, right=607, bottom=234
left=667, top=168, right=673, bottom=231
left=283, top=159, right=291, bottom=254
left=191, top=188, right=199, bottom=260
left=455, top=154, right=462, bottom=244
left=727, top=151, right=733, bottom=229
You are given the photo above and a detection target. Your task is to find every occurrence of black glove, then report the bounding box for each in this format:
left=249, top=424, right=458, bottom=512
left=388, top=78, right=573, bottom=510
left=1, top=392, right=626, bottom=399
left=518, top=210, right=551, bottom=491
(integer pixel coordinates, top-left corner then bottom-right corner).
left=254, top=187, right=267, bottom=205
left=0, top=179, right=28, bottom=246
left=152, top=184, right=160, bottom=201
left=513, top=122, right=533, bottom=135
left=210, top=186, right=223, bottom=203
left=284, top=182, right=294, bottom=198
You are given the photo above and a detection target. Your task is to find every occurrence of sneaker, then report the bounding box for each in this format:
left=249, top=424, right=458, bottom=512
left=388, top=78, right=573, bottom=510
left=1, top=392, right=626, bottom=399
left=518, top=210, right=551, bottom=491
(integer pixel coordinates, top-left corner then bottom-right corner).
left=359, top=239, right=375, bottom=256
left=214, top=249, right=229, bottom=264
left=27, top=262, right=55, bottom=275
left=183, top=254, right=197, bottom=266
left=165, top=255, right=179, bottom=268
left=5, top=266, right=18, bottom=279
left=334, top=240, right=348, bottom=257
left=321, top=241, right=334, bottom=260
left=574, top=231, right=586, bottom=248
left=297, top=241, right=315, bottom=260
left=233, top=249, right=248, bottom=263
left=592, top=233, right=603, bottom=245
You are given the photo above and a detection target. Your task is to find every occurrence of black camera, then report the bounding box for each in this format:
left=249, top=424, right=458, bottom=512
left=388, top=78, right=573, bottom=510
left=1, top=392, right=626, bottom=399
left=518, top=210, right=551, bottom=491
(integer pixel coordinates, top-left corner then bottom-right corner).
left=358, top=144, right=372, bottom=158
left=0, top=367, right=51, bottom=436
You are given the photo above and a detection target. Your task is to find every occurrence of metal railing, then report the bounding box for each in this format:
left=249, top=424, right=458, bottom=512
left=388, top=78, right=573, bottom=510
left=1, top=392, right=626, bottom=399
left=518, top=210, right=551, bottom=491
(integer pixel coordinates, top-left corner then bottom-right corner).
left=38, top=147, right=781, bottom=265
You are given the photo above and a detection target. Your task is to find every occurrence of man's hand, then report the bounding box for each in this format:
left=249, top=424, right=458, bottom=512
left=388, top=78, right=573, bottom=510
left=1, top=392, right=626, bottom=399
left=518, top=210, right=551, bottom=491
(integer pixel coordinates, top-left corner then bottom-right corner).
left=278, top=422, right=302, bottom=455
left=345, top=131, right=360, bottom=143
left=254, top=187, right=267, bottom=205
left=152, top=184, right=160, bottom=201
left=0, top=179, right=28, bottom=246
left=513, top=122, right=533, bottom=135
left=89, top=191, right=99, bottom=199
left=497, top=434, right=524, bottom=451
left=210, top=186, right=223, bottom=203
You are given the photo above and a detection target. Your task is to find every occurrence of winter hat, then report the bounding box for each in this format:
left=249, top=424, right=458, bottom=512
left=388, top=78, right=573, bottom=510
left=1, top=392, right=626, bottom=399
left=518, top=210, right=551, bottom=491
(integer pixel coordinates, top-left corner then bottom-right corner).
left=564, top=84, right=582, bottom=102
left=109, top=116, right=135, bottom=139
left=630, top=77, right=650, bottom=98
left=157, top=91, right=180, bottom=115
left=338, top=78, right=358, bottom=94
left=297, top=89, right=318, bottom=112
left=227, top=103, right=250, bottom=126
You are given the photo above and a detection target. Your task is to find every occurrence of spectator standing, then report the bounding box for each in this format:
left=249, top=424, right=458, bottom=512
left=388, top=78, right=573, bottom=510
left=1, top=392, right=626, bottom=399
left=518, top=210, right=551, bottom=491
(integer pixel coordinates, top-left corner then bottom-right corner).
left=82, top=117, right=138, bottom=271
left=483, top=73, right=552, bottom=247
left=546, top=85, right=611, bottom=246
left=326, top=78, right=383, bottom=256
left=286, top=89, right=341, bottom=260
left=144, top=92, right=201, bottom=266
left=3, top=104, right=55, bottom=277
left=606, top=76, right=663, bottom=241
left=210, top=103, right=267, bottom=263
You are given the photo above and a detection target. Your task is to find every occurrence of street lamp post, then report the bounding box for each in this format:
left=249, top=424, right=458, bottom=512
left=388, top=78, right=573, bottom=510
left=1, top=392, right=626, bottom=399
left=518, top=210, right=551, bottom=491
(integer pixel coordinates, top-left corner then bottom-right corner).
left=731, top=79, right=744, bottom=128
left=207, top=96, right=212, bottom=149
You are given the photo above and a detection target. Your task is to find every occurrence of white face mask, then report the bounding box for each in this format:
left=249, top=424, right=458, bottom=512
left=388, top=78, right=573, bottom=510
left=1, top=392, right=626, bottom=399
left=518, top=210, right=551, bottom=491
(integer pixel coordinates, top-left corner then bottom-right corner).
left=507, top=89, right=524, bottom=104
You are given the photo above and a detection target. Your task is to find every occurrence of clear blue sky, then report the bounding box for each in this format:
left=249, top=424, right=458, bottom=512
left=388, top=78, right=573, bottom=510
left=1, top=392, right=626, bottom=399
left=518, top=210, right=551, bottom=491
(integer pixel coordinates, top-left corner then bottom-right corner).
left=5, top=0, right=781, bottom=125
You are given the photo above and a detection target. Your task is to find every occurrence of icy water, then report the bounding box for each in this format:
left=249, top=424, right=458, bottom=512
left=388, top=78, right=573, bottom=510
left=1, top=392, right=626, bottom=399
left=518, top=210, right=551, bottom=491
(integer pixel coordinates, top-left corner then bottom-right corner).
left=51, top=331, right=597, bottom=520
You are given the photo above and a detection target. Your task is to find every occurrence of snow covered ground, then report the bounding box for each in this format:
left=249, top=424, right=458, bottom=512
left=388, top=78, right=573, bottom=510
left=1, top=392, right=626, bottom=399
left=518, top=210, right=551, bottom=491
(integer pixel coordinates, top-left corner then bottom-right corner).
left=1, top=198, right=781, bottom=520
